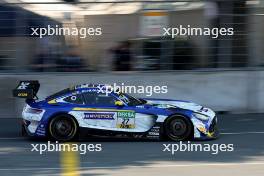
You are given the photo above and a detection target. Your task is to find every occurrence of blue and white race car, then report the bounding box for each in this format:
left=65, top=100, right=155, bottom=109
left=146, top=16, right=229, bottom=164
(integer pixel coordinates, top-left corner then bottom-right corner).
left=13, top=80, right=218, bottom=141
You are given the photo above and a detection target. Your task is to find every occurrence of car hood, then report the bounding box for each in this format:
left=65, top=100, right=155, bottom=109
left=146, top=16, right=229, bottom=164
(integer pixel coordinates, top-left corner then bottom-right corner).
left=143, top=98, right=215, bottom=117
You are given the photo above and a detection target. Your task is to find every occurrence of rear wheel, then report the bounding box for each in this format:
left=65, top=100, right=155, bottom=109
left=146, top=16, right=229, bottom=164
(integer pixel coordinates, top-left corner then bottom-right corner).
left=164, top=115, right=192, bottom=141
left=48, top=115, right=78, bottom=141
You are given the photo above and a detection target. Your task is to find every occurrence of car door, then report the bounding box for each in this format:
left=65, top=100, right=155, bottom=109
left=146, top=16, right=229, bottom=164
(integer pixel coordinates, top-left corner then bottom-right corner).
left=75, top=92, right=119, bottom=130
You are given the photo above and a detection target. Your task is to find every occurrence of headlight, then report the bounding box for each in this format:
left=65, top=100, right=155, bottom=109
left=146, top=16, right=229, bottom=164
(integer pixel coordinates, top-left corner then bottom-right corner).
left=194, top=113, right=209, bottom=121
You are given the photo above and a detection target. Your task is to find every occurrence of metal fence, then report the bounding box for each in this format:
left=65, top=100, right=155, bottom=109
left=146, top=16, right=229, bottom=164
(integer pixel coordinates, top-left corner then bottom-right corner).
left=0, top=0, right=263, bottom=72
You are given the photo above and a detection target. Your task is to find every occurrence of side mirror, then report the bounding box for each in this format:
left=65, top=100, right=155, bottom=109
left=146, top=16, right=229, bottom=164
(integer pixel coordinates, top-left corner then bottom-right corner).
left=115, top=100, right=124, bottom=106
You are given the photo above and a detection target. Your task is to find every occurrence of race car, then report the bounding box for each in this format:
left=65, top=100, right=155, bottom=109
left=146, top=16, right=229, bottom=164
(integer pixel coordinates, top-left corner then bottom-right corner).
left=13, top=80, right=218, bottom=141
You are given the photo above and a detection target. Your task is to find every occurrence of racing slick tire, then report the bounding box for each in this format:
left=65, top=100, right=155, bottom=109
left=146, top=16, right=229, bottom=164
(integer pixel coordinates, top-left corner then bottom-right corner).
left=48, top=114, right=78, bottom=142
left=164, top=115, right=193, bottom=141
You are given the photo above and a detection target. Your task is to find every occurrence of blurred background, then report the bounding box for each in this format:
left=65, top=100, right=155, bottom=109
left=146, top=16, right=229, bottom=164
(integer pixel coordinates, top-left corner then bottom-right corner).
left=0, top=0, right=263, bottom=116
left=0, top=2, right=264, bottom=176
left=0, top=0, right=263, bottom=71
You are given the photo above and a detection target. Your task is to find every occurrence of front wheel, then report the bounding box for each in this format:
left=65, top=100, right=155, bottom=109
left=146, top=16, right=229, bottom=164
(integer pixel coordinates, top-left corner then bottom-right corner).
left=164, top=115, right=193, bottom=141
left=48, top=115, right=78, bottom=141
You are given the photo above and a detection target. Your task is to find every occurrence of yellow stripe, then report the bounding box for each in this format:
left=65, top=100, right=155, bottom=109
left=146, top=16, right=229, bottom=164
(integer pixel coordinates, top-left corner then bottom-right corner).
left=143, top=11, right=167, bottom=16
left=48, top=99, right=57, bottom=104
left=61, top=143, right=80, bottom=176
left=72, top=107, right=134, bottom=112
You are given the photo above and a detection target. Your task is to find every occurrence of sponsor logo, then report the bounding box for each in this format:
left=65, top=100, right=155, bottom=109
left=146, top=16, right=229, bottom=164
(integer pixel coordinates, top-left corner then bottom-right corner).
left=81, top=89, right=98, bottom=93
left=117, top=111, right=135, bottom=119
left=18, top=93, right=28, bottom=97
left=116, top=111, right=135, bottom=129
left=147, top=126, right=160, bottom=138
left=18, top=82, right=30, bottom=89
left=84, top=112, right=115, bottom=120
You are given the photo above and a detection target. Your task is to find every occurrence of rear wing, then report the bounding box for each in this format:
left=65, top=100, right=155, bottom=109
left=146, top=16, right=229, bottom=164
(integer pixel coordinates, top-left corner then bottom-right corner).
left=13, top=80, right=40, bottom=99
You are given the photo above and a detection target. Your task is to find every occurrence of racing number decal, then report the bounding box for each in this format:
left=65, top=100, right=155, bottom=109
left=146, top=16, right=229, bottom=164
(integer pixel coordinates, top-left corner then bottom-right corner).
left=116, top=111, right=135, bottom=129
left=119, top=118, right=130, bottom=128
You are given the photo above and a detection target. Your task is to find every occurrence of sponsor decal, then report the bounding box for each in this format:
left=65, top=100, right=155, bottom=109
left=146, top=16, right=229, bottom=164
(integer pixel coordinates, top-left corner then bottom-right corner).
left=146, top=126, right=160, bottom=139
left=84, top=112, right=115, bottom=120
left=136, top=105, right=144, bottom=108
left=18, top=93, right=28, bottom=97
left=117, top=111, right=135, bottom=119
left=81, top=89, right=98, bottom=93
left=148, top=126, right=160, bottom=135
left=17, top=82, right=30, bottom=89
left=116, top=111, right=135, bottom=129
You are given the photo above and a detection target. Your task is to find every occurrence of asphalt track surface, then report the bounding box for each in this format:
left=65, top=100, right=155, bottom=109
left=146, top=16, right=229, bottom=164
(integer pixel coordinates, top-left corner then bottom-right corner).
left=0, top=113, right=264, bottom=176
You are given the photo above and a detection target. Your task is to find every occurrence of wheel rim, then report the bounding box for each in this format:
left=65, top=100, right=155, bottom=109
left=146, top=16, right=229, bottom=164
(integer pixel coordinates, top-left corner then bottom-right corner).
left=168, top=118, right=188, bottom=140
left=50, top=117, right=76, bottom=141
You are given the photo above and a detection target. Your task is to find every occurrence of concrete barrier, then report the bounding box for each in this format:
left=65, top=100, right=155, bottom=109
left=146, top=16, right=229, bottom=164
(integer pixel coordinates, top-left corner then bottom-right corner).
left=2, top=70, right=264, bottom=118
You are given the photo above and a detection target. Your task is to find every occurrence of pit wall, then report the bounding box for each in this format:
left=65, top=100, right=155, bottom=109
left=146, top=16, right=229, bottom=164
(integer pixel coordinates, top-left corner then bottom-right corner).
left=2, top=70, right=263, bottom=118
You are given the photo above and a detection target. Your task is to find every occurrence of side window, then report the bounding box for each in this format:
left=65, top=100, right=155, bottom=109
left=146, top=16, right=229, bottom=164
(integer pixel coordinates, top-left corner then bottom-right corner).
left=83, top=92, right=116, bottom=106
left=96, top=93, right=116, bottom=106
left=63, top=94, right=84, bottom=105
left=83, top=92, right=97, bottom=105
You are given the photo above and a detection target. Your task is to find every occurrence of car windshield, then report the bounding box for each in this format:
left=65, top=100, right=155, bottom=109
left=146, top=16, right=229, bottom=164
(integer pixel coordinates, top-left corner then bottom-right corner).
left=46, top=88, right=71, bottom=100
left=117, top=93, right=144, bottom=106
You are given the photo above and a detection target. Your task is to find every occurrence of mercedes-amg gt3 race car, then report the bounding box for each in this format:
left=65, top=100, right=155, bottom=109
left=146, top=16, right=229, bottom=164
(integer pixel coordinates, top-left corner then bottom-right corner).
left=13, top=80, right=218, bottom=141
